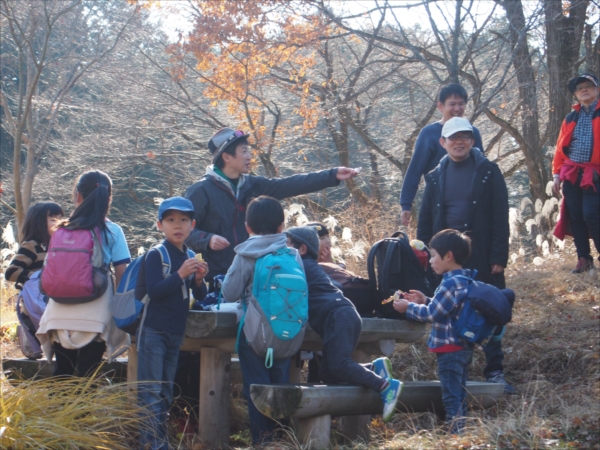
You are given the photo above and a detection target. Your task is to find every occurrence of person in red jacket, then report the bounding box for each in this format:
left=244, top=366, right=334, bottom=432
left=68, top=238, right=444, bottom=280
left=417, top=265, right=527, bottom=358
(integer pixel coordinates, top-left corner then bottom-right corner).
left=552, top=73, right=600, bottom=273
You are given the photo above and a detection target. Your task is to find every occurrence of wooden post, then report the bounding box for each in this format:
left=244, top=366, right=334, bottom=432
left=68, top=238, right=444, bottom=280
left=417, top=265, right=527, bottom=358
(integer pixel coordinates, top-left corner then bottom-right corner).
left=297, top=415, right=331, bottom=450
left=340, top=349, right=372, bottom=443
left=198, top=347, right=231, bottom=448
left=127, top=345, right=138, bottom=393
left=289, top=352, right=302, bottom=383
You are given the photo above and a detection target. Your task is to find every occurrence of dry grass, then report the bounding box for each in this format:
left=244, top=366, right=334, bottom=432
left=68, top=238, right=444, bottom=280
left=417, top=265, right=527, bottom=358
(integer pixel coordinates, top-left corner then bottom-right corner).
left=0, top=372, right=146, bottom=449
left=1, top=206, right=599, bottom=448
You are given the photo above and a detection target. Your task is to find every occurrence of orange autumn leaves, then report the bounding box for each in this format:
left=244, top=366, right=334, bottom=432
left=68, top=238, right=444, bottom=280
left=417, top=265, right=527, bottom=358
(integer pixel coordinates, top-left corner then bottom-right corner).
left=165, top=1, right=336, bottom=143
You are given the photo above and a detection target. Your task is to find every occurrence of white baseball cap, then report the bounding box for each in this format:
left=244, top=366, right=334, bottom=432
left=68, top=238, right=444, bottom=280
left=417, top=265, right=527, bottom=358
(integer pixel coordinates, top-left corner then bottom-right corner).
left=441, top=117, right=473, bottom=138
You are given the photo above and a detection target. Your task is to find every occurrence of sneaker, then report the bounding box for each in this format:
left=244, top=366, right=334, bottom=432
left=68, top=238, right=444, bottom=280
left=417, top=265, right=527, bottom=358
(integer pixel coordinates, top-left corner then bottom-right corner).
left=571, top=257, right=594, bottom=274
left=372, top=357, right=393, bottom=381
left=380, top=379, right=403, bottom=423
left=486, top=370, right=516, bottom=395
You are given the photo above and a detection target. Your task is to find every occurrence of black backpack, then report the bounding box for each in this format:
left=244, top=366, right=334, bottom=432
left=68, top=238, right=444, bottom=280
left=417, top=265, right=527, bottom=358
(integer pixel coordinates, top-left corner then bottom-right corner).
left=367, top=231, right=440, bottom=319
left=319, top=262, right=376, bottom=317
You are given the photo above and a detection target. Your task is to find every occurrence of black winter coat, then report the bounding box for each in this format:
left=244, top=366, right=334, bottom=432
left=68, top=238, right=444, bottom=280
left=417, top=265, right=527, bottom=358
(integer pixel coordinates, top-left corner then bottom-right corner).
left=417, top=150, right=509, bottom=288
left=185, top=167, right=340, bottom=280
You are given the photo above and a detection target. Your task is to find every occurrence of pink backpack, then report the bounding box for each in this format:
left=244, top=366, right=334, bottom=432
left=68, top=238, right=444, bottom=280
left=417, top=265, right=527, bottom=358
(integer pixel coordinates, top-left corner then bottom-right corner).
left=40, top=227, right=109, bottom=304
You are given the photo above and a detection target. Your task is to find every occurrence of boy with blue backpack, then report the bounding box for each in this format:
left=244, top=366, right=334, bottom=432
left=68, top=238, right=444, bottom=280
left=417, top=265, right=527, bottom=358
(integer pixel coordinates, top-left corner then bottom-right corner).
left=137, top=196, right=208, bottom=450
left=221, top=195, right=307, bottom=445
left=285, top=226, right=403, bottom=424
left=393, top=229, right=513, bottom=433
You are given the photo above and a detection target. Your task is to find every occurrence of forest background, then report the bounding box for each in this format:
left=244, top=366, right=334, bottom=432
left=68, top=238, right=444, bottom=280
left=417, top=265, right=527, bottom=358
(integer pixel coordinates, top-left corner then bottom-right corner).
left=1, top=0, right=599, bottom=255
left=1, top=2, right=600, bottom=449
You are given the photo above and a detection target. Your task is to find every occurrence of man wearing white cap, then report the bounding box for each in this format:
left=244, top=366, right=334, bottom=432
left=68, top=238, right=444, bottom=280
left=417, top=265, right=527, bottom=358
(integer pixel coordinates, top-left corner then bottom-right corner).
left=417, top=117, right=513, bottom=393
left=185, top=127, right=360, bottom=286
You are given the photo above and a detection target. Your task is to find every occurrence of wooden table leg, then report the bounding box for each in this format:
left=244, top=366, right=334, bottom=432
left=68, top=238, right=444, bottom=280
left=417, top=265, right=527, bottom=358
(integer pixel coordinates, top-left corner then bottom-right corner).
left=340, top=349, right=372, bottom=442
left=289, top=351, right=302, bottom=383
left=297, top=414, right=331, bottom=450
left=127, top=344, right=138, bottom=392
left=198, top=347, right=231, bottom=448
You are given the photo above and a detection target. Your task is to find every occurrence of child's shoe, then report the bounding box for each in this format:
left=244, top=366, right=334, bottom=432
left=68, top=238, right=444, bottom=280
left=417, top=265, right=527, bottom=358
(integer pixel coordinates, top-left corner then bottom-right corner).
left=372, top=357, right=393, bottom=381
left=380, top=379, right=403, bottom=423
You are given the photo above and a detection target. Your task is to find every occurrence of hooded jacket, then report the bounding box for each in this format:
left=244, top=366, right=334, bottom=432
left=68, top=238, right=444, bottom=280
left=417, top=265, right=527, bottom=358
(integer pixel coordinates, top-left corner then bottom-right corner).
left=185, top=166, right=340, bottom=280
left=417, top=149, right=509, bottom=288
left=221, top=234, right=303, bottom=321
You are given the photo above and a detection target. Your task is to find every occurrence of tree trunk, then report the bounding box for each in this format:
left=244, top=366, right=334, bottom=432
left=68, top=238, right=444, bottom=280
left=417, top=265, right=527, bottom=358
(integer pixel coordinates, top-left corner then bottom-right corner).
left=584, top=25, right=600, bottom=74
left=368, top=151, right=381, bottom=202
left=544, top=0, right=589, bottom=144
left=326, top=118, right=369, bottom=206
left=499, top=0, right=548, bottom=201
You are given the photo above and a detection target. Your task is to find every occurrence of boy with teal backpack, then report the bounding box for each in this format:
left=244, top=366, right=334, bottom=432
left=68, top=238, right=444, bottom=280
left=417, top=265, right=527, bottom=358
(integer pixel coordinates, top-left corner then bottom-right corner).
left=221, top=196, right=307, bottom=445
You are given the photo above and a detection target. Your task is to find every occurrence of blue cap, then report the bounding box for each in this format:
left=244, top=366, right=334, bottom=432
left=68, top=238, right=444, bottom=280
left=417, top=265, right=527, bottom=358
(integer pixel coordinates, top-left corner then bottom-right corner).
left=158, top=196, right=195, bottom=220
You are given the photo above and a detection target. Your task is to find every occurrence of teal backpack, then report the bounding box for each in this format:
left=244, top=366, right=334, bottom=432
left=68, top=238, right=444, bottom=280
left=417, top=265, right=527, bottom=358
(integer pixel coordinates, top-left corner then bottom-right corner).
left=237, top=247, right=308, bottom=368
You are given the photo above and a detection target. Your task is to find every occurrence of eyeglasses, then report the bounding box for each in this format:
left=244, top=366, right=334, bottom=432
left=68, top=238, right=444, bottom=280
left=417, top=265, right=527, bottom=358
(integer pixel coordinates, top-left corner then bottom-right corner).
left=575, top=84, right=597, bottom=92
left=446, top=133, right=473, bottom=142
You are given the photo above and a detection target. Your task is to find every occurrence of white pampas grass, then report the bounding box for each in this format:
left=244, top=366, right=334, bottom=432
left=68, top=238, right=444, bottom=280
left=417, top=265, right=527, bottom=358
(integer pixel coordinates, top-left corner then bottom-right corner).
left=323, top=215, right=338, bottom=230
left=342, top=227, right=352, bottom=242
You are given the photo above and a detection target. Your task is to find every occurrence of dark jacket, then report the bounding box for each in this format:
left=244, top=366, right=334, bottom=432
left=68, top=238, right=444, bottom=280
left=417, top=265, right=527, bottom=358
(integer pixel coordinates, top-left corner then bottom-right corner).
left=302, top=257, right=357, bottom=338
left=185, top=166, right=340, bottom=280
left=417, top=149, right=509, bottom=288
left=400, top=122, right=484, bottom=211
left=139, top=239, right=207, bottom=334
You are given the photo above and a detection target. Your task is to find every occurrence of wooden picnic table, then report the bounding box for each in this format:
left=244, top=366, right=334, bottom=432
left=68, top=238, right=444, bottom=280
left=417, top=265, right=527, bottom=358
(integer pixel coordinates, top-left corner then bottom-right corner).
left=127, top=311, right=426, bottom=449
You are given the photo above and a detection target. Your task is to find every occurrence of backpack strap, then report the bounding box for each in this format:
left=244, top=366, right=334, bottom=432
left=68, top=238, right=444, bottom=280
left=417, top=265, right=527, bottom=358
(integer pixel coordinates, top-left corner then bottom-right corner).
left=367, top=240, right=381, bottom=290
left=136, top=245, right=167, bottom=343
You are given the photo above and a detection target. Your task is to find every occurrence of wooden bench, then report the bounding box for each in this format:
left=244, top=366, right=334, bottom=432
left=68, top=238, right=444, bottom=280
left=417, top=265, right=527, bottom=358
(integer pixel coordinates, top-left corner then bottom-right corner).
left=251, top=381, right=504, bottom=449
left=127, top=311, right=426, bottom=448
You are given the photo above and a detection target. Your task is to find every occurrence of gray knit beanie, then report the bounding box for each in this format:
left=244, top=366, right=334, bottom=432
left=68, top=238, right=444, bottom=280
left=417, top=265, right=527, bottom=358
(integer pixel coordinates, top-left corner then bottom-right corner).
left=285, top=226, right=320, bottom=259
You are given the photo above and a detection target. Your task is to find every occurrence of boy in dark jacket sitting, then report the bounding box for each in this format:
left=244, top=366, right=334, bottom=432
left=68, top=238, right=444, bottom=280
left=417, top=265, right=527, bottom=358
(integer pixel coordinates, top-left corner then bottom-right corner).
left=285, top=226, right=403, bottom=423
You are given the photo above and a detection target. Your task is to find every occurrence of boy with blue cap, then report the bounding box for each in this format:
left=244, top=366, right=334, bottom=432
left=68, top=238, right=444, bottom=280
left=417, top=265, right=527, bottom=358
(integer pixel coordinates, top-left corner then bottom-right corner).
left=137, top=196, right=208, bottom=450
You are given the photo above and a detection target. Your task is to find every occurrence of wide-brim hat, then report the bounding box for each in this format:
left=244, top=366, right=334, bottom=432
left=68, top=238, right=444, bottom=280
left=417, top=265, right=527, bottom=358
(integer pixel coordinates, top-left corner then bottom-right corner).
left=208, top=128, right=250, bottom=164
left=568, top=73, right=599, bottom=94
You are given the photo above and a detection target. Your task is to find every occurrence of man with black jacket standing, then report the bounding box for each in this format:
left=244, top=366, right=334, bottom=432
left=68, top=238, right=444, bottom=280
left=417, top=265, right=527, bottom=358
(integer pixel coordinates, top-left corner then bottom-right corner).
left=185, top=128, right=359, bottom=286
left=417, top=117, right=514, bottom=394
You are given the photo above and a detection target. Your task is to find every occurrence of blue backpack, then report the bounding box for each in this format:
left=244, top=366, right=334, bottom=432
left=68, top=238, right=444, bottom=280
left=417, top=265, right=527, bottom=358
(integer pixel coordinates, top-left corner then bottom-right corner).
left=453, top=273, right=515, bottom=345
left=236, top=247, right=309, bottom=368
left=111, top=244, right=195, bottom=340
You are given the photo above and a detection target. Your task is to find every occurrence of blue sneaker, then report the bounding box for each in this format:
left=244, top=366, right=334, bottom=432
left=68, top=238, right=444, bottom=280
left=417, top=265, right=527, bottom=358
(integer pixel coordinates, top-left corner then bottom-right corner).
left=372, top=357, right=393, bottom=381
left=380, top=379, right=403, bottom=423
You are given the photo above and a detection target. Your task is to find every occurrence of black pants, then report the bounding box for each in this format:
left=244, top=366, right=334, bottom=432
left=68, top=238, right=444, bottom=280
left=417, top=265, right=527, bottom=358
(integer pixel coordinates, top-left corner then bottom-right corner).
left=319, top=307, right=385, bottom=392
left=53, top=340, right=106, bottom=377
left=563, top=173, right=600, bottom=260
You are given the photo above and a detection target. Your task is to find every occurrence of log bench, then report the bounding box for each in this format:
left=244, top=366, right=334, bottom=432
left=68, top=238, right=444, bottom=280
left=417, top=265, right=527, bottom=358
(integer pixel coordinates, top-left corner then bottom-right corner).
left=126, top=311, right=426, bottom=448
left=251, top=381, right=504, bottom=449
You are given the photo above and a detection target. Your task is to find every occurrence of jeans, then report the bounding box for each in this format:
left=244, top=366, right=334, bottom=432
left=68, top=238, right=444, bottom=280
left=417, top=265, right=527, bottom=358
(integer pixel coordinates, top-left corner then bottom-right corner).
left=563, top=174, right=600, bottom=260
left=137, top=326, right=183, bottom=450
left=238, top=330, right=290, bottom=445
left=437, top=347, right=474, bottom=434
left=53, top=340, right=106, bottom=377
